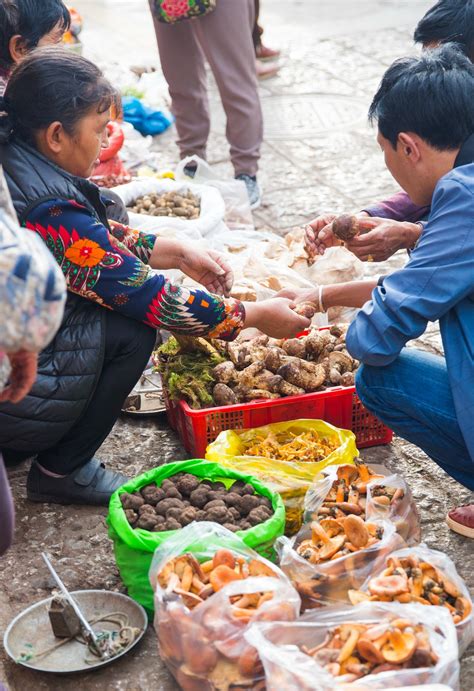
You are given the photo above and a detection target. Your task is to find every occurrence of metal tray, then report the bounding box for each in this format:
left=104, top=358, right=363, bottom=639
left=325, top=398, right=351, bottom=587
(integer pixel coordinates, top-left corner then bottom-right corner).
left=3, top=589, right=147, bottom=674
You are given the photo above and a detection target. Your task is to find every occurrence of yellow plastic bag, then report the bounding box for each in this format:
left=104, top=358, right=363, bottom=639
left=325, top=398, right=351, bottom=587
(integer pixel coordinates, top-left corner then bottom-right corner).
left=206, top=419, right=358, bottom=536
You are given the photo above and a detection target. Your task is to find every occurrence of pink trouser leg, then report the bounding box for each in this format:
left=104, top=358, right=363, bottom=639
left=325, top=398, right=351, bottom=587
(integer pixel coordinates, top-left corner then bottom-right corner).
left=149, top=4, right=210, bottom=160
left=149, top=0, right=263, bottom=176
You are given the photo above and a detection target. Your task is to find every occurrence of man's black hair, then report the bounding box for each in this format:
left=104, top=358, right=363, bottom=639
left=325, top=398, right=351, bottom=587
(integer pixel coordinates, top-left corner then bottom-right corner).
left=369, top=44, right=474, bottom=150
left=414, top=0, right=474, bottom=61
left=0, top=0, right=70, bottom=72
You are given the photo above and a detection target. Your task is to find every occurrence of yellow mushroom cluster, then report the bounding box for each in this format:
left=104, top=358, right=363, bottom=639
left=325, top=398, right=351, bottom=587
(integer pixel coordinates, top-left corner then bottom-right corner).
left=349, top=554, right=472, bottom=625
left=298, top=617, right=438, bottom=682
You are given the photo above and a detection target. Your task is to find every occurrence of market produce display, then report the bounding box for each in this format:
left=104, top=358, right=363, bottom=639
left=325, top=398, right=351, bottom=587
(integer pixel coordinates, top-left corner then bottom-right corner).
left=305, top=461, right=421, bottom=544
left=295, top=516, right=383, bottom=564
left=290, top=618, right=438, bottom=680
left=349, top=553, right=472, bottom=624
left=310, top=462, right=385, bottom=519
left=157, top=325, right=359, bottom=410
left=157, top=548, right=279, bottom=612
left=128, top=190, right=201, bottom=218
left=277, top=517, right=403, bottom=611
left=247, top=603, right=460, bottom=690
left=206, top=420, right=358, bottom=538
left=157, top=336, right=224, bottom=409
left=151, top=523, right=300, bottom=691
left=120, top=472, right=274, bottom=534
left=242, top=428, right=339, bottom=463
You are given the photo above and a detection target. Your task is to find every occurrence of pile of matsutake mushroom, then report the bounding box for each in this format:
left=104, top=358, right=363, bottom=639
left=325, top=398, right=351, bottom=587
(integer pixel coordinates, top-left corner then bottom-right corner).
left=349, top=554, right=472, bottom=625
left=212, top=325, right=358, bottom=407
left=291, top=618, right=439, bottom=681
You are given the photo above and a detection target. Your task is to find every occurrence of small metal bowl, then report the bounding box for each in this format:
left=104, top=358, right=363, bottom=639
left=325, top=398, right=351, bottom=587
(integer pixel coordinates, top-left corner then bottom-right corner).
left=3, top=590, right=147, bottom=674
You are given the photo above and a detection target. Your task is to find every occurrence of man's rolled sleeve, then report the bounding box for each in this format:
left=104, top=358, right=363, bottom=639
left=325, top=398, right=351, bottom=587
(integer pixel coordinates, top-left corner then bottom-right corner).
left=347, top=175, right=474, bottom=366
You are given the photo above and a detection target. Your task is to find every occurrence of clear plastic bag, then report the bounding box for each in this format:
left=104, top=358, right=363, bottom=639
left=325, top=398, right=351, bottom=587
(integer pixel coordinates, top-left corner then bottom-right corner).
left=277, top=519, right=405, bottom=610
left=176, top=155, right=254, bottom=230
left=245, top=602, right=460, bottom=690
left=113, top=176, right=226, bottom=239
left=304, top=463, right=421, bottom=545
left=206, top=420, right=358, bottom=536
left=350, top=545, right=473, bottom=655
left=149, top=522, right=300, bottom=690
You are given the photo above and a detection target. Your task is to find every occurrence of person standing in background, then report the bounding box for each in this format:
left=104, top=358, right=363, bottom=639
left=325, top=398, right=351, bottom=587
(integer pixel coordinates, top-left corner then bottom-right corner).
left=148, top=0, right=263, bottom=209
left=253, top=0, right=280, bottom=79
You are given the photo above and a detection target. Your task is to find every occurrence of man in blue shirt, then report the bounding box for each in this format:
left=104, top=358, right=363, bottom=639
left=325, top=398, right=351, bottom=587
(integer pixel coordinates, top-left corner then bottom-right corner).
left=287, top=44, right=474, bottom=537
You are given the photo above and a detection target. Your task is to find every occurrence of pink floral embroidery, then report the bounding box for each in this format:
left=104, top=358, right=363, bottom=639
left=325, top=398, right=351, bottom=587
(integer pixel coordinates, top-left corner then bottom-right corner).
left=161, top=0, right=191, bottom=19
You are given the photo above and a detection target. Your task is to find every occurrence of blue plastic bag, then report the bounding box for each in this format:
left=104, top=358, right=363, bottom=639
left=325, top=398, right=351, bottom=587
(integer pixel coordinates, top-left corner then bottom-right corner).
left=122, top=96, right=173, bottom=137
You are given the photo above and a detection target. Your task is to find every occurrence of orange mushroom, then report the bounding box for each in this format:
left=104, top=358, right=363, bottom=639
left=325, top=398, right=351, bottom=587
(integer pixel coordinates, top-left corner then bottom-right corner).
left=382, top=628, right=417, bottom=664
left=209, top=564, right=241, bottom=592
left=343, top=515, right=370, bottom=548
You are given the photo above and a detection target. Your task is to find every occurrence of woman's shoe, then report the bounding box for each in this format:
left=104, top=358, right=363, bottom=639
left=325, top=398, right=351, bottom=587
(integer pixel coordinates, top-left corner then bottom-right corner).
left=446, top=504, right=474, bottom=538
left=256, top=43, right=281, bottom=61
left=26, top=458, right=128, bottom=506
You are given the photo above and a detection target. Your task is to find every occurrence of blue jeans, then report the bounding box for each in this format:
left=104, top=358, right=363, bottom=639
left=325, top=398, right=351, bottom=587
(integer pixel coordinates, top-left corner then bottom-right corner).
left=356, top=348, right=474, bottom=490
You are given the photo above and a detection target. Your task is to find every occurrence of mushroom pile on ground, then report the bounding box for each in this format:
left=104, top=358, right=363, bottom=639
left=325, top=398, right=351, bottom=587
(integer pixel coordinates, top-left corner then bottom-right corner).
left=349, top=554, right=472, bottom=625
left=213, top=325, right=359, bottom=407
left=296, top=618, right=438, bottom=682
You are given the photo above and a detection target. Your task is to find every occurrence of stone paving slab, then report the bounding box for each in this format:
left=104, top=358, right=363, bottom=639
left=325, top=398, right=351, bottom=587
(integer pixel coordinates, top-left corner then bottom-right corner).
left=1, top=1, right=472, bottom=689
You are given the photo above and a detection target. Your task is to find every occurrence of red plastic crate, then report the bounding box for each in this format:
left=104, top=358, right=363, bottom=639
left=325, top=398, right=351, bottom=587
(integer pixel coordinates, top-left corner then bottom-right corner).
left=164, top=385, right=392, bottom=458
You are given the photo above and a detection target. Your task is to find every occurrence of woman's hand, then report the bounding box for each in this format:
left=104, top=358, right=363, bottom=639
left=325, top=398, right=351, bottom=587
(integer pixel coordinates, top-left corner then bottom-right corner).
left=150, top=238, right=233, bottom=296
left=0, top=350, right=38, bottom=404
left=179, top=248, right=233, bottom=296
left=244, top=298, right=311, bottom=338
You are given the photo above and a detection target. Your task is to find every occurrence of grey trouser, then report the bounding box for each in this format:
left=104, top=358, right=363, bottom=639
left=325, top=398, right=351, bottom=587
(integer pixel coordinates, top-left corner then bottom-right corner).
left=149, top=0, right=263, bottom=176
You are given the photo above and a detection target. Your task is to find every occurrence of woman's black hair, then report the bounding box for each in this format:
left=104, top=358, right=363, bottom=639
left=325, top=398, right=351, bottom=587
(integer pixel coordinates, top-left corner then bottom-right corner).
left=369, top=44, right=474, bottom=150
left=0, top=47, right=121, bottom=145
left=0, top=0, right=70, bottom=72
left=414, top=0, right=474, bottom=62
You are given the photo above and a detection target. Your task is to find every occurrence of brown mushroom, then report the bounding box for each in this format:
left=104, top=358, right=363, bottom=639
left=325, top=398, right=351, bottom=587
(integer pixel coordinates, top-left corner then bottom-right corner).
left=343, top=515, right=370, bottom=548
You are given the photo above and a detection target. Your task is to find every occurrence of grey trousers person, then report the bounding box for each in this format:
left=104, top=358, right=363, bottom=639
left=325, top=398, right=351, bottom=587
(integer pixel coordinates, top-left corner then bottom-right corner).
left=149, top=0, right=263, bottom=176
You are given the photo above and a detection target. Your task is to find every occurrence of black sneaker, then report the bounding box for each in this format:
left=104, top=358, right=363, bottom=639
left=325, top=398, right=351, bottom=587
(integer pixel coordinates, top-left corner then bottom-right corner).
left=27, top=458, right=128, bottom=506
left=235, top=173, right=261, bottom=210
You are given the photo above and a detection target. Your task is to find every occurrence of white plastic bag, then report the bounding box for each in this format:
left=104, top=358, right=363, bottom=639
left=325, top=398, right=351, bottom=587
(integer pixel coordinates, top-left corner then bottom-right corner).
left=245, top=602, right=460, bottom=690
left=113, top=176, right=226, bottom=239
left=176, top=155, right=254, bottom=230
left=352, top=545, right=473, bottom=655
left=304, top=463, right=421, bottom=545
left=277, top=519, right=405, bottom=610
left=149, top=522, right=300, bottom=690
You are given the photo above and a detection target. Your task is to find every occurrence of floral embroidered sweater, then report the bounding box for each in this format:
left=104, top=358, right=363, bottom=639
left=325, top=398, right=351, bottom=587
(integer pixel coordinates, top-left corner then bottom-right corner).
left=25, top=199, right=245, bottom=340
